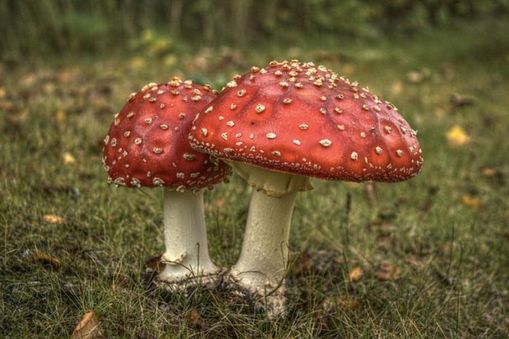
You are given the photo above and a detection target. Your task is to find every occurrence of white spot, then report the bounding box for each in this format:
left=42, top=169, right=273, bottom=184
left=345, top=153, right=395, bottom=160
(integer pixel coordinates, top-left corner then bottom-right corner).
left=266, top=132, right=277, bottom=139
left=351, top=152, right=358, bottom=160
left=226, top=80, right=238, bottom=88
left=319, top=139, right=332, bottom=147
left=293, top=139, right=301, bottom=145
left=256, top=104, right=266, bottom=113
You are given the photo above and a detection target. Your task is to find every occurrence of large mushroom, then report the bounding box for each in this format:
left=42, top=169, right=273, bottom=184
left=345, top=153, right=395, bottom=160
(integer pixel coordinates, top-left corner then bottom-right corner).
left=189, top=60, right=423, bottom=314
left=103, top=78, right=230, bottom=288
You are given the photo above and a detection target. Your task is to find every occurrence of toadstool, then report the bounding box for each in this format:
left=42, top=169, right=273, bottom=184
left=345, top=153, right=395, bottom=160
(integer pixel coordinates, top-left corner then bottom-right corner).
left=188, top=60, right=423, bottom=314
left=103, top=78, right=230, bottom=288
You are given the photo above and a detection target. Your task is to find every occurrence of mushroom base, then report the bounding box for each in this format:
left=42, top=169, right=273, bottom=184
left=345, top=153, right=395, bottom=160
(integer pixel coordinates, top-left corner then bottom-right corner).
left=223, top=273, right=287, bottom=319
left=158, top=189, right=221, bottom=285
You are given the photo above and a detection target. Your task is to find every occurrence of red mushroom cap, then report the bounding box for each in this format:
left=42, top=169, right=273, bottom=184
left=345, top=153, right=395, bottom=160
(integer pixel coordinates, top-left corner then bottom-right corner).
left=103, top=78, right=230, bottom=188
left=189, top=60, right=423, bottom=182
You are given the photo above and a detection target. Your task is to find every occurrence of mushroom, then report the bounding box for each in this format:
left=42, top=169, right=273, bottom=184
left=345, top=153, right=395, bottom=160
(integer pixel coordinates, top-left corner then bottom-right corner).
left=188, top=60, right=423, bottom=314
left=103, top=78, right=231, bottom=289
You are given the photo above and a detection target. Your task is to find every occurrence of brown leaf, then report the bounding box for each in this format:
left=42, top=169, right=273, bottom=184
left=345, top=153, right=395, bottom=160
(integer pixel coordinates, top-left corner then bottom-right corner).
left=295, top=249, right=312, bottom=275
left=112, top=273, right=131, bottom=292
left=71, top=310, right=103, bottom=339
left=33, top=250, right=61, bottom=270
left=349, top=266, right=364, bottom=283
left=481, top=167, right=499, bottom=177
left=337, top=296, right=360, bottom=310
left=144, top=255, right=163, bottom=274
left=43, top=214, right=65, bottom=224
left=450, top=93, right=475, bottom=107
left=189, top=308, right=203, bottom=328
left=323, top=296, right=360, bottom=312
left=375, top=263, right=401, bottom=281
left=406, top=71, right=424, bottom=83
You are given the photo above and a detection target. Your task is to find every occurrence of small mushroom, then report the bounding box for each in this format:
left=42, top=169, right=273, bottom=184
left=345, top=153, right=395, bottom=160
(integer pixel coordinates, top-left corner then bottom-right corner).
left=189, top=60, right=423, bottom=316
left=103, top=78, right=230, bottom=289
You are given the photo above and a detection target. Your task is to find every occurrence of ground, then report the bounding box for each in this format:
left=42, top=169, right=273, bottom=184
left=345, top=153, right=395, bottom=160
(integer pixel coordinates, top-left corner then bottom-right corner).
left=1, top=20, right=508, bottom=337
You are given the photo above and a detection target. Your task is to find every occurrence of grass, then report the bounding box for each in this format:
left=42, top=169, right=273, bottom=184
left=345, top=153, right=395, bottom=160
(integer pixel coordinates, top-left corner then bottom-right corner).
left=1, top=19, right=509, bottom=337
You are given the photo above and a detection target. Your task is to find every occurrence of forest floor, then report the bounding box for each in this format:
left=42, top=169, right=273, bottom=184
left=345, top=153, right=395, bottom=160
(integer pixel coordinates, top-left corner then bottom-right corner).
left=1, top=19, right=508, bottom=338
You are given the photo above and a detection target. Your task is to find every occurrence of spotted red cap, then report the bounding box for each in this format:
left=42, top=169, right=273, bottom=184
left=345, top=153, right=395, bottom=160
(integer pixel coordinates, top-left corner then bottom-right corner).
left=103, top=78, right=230, bottom=189
left=189, top=60, right=422, bottom=182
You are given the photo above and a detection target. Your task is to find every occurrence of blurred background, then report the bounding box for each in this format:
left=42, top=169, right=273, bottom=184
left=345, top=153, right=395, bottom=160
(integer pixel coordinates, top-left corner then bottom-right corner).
left=2, top=0, right=509, bottom=61
left=1, top=1, right=509, bottom=337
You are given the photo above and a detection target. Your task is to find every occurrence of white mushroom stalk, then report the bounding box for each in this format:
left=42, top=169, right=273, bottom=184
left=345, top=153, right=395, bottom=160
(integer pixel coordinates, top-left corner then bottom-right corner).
left=227, top=162, right=312, bottom=315
left=159, top=188, right=220, bottom=286
left=230, top=189, right=296, bottom=294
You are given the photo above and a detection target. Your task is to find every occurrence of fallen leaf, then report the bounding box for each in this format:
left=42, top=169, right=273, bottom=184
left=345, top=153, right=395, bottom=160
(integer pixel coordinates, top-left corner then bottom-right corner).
left=446, top=125, right=470, bottom=145
left=112, top=273, right=131, bottom=292
left=349, top=266, right=364, bottom=282
left=391, top=80, right=403, bottom=95
left=337, top=296, right=360, bottom=310
left=212, top=198, right=225, bottom=208
left=63, top=152, right=76, bottom=165
left=406, top=71, right=424, bottom=83
left=461, top=195, right=482, bottom=208
left=56, top=110, right=66, bottom=123
left=433, top=107, right=446, bottom=119
left=450, top=93, right=475, bottom=107
left=0, top=86, right=5, bottom=98
left=43, top=214, right=65, bottom=224
left=130, top=56, right=147, bottom=70
left=144, top=255, right=164, bottom=274
left=71, top=310, right=103, bottom=339
left=33, top=250, right=61, bottom=270
left=322, top=296, right=360, bottom=311
left=481, top=167, right=498, bottom=177
left=189, top=308, right=203, bottom=328
left=342, top=64, right=354, bottom=75
left=375, top=263, right=401, bottom=281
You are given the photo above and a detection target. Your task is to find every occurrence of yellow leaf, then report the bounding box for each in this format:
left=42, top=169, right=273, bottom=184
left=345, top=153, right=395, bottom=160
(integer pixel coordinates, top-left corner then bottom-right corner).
left=0, top=86, right=5, bottom=98
left=56, top=110, right=66, bottom=123
left=462, top=195, right=481, bottom=208
left=130, top=56, right=146, bottom=70
left=349, top=266, right=364, bottom=282
left=43, top=214, right=65, bottom=224
left=63, top=152, right=76, bottom=164
left=342, top=64, right=354, bottom=75
left=391, top=80, right=403, bottom=95
left=446, top=125, right=470, bottom=145
left=71, top=310, right=102, bottom=339
left=33, top=250, right=61, bottom=270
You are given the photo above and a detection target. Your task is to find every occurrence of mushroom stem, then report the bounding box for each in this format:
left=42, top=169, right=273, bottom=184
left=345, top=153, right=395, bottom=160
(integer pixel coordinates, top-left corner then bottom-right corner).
left=230, top=189, right=297, bottom=293
left=159, top=188, right=220, bottom=284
